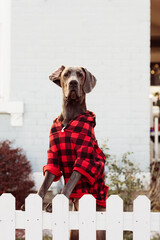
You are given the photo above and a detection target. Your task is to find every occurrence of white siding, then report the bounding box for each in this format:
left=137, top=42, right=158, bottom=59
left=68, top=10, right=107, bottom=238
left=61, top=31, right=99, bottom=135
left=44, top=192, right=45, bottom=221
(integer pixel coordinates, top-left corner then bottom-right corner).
left=0, top=0, right=150, bottom=171
left=0, top=0, right=11, bottom=101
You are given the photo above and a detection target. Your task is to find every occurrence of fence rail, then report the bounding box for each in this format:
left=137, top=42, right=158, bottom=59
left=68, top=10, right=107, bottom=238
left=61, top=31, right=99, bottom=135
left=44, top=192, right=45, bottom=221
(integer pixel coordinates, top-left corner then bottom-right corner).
left=0, top=193, right=160, bottom=240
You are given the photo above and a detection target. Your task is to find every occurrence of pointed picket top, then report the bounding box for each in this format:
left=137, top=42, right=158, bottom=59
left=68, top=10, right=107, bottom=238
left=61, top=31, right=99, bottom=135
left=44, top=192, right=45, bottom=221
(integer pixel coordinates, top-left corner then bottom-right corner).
left=134, top=195, right=150, bottom=208
left=107, top=194, right=123, bottom=203
left=25, top=193, right=42, bottom=212
left=79, top=194, right=96, bottom=214
left=79, top=195, right=96, bottom=240
left=79, top=194, right=96, bottom=206
left=52, top=194, right=69, bottom=240
left=0, top=193, right=15, bottom=211
left=133, top=195, right=150, bottom=216
left=107, top=195, right=123, bottom=214
left=25, top=194, right=42, bottom=240
left=52, top=193, right=69, bottom=205
left=106, top=195, right=123, bottom=240
left=133, top=195, right=150, bottom=240
left=25, top=193, right=42, bottom=204
left=0, top=193, right=15, bottom=240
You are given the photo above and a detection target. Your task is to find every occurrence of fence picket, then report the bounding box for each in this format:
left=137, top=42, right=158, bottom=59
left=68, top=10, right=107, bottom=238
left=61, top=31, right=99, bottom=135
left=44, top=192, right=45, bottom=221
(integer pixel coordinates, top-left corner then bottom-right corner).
left=106, top=195, right=123, bottom=240
left=79, top=195, right=96, bottom=240
left=25, top=194, right=42, bottom=240
left=0, top=193, right=15, bottom=240
left=133, top=195, right=150, bottom=240
left=52, top=194, right=69, bottom=240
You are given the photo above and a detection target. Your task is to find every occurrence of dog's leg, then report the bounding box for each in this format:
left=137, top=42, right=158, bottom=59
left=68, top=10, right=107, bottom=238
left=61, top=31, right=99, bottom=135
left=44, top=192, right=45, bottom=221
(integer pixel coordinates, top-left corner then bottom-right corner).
left=37, top=170, right=81, bottom=213
left=21, top=171, right=55, bottom=211
left=61, top=171, right=81, bottom=198
left=37, top=171, right=55, bottom=199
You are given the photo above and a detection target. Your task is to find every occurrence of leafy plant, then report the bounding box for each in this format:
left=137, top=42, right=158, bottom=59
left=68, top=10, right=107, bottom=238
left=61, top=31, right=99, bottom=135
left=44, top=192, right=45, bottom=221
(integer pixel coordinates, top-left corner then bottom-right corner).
left=0, top=140, right=35, bottom=209
left=101, top=143, right=146, bottom=240
left=101, top=143, right=145, bottom=211
left=43, top=236, right=52, bottom=240
left=123, top=231, right=133, bottom=240
left=151, top=233, right=160, bottom=240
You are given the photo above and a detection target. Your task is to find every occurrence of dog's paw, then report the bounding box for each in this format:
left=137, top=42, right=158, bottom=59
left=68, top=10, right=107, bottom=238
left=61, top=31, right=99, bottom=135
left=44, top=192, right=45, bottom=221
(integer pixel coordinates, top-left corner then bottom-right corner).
left=45, top=202, right=52, bottom=213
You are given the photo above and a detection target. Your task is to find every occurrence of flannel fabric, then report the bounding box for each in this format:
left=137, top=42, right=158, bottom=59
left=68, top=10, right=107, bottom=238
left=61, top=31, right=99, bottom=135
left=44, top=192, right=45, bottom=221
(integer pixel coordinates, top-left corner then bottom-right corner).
left=43, top=111, right=109, bottom=207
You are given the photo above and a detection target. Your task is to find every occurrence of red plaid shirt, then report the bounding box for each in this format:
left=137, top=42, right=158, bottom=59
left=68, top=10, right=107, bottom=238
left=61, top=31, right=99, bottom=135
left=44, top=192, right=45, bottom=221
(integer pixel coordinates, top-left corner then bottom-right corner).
left=43, top=111, right=109, bottom=207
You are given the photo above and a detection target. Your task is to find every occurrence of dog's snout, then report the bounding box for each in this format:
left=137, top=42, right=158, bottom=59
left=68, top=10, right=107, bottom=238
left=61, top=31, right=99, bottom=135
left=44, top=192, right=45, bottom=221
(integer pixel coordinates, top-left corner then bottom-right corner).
left=69, top=80, right=78, bottom=87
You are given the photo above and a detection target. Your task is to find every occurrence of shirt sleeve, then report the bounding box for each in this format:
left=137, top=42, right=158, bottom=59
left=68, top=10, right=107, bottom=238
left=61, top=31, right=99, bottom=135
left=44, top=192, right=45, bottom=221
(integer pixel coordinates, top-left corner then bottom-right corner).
left=73, top=136, right=105, bottom=185
left=43, top=137, right=62, bottom=182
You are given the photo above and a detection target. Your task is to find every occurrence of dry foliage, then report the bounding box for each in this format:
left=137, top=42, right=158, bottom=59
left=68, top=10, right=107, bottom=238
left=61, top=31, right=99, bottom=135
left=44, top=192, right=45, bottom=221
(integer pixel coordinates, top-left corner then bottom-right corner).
left=0, top=140, right=35, bottom=209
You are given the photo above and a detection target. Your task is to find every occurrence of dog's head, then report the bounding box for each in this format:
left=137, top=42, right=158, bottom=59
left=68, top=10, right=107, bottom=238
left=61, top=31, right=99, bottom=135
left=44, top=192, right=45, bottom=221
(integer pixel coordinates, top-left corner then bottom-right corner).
left=49, top=66, right=96, bottom=101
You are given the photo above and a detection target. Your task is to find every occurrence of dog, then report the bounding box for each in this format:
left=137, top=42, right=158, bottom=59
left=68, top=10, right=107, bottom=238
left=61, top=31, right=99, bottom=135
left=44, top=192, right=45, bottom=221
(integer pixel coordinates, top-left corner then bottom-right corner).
left=38, top=66, right=108, bottom=240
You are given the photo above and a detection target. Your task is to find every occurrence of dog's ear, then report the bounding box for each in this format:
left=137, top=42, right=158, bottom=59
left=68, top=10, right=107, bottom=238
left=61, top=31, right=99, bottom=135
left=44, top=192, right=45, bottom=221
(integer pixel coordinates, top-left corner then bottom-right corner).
left=49, top=65, right=65, bottom=87
left=82, top=68, right=97, bottom=93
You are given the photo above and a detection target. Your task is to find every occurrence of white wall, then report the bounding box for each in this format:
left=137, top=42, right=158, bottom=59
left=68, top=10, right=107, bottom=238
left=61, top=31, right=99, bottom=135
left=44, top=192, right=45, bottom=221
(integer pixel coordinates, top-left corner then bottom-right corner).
left=0, top=0, right=150, bottom=171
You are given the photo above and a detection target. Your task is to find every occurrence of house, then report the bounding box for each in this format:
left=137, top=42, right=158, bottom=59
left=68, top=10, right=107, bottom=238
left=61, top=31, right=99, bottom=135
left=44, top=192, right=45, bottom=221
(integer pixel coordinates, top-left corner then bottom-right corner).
left=0, top=0, right=150, bottom=189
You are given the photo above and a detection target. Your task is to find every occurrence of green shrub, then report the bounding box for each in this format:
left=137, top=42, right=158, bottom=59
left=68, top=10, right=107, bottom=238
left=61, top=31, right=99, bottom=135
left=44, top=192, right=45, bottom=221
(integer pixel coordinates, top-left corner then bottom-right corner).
left=102, top=143, right=145, bottom=211
left=101, top=143, right=146, bottom=240
left=43, top=237, right=52, bottom=240
left=123, top=231, right=133, bottom=240
left=151, top=233, right=160, bottom=240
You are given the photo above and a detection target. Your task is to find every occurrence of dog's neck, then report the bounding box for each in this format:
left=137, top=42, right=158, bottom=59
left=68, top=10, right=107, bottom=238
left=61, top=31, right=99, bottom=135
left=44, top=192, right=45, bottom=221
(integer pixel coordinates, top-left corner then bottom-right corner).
left=60, top=96, right=87, bottom=127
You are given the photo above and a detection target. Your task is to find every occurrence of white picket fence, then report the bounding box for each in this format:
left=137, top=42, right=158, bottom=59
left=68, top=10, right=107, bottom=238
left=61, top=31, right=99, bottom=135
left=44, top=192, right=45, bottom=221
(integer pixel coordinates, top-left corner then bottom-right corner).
left=0, top=194, right=160, bottom=240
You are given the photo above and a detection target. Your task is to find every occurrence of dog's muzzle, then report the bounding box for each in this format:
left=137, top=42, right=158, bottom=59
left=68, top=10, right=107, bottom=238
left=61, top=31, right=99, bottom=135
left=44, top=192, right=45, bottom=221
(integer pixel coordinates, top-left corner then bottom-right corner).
left=68, top=80, right=79, bottom=100
left=69, top=80, right=78, bottom=89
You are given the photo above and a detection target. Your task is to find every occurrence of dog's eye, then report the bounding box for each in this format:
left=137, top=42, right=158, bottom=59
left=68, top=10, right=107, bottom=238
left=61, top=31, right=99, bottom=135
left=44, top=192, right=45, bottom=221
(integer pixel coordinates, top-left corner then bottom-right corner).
left=64, top=71, right=70, bottom=78
left=77, top=72, right=83, bottom=78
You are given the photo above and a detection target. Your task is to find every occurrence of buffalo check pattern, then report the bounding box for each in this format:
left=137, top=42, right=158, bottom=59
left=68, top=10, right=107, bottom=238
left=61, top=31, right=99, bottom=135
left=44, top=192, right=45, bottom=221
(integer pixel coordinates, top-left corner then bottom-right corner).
left=43, top=111, right=109, bottom=207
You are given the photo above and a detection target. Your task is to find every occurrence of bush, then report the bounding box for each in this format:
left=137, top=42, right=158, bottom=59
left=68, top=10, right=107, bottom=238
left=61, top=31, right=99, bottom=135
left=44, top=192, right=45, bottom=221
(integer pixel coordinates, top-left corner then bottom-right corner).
left=151, top=233, right=160, bottom=240
left=0, top=140, right=35, bottom=209
left=101, top=143, right=146, bottom=240
left=43, top=237, right=52, bottom=240
left=101, top=143, right=145, bottom=211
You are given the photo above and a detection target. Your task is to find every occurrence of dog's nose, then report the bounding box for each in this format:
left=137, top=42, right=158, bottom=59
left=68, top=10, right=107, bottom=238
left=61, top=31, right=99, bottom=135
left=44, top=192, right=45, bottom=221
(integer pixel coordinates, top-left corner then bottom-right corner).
left=69, top=80, right=78, bottom=87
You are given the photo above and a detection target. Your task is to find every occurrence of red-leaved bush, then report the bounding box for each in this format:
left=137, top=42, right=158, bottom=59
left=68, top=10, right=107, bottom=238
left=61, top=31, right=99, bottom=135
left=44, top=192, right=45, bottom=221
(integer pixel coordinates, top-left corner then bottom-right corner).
left=0, top=140, right=35, bottom=209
